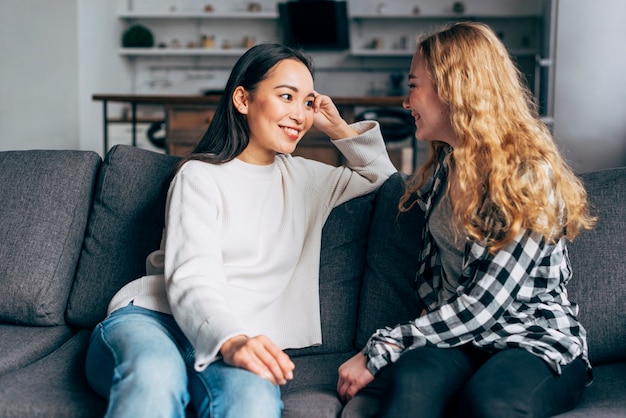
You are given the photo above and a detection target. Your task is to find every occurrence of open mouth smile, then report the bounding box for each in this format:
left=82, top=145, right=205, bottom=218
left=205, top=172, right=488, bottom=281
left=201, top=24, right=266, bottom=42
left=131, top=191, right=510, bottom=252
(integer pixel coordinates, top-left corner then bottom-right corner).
left=281, top=126, right=301, bottom=139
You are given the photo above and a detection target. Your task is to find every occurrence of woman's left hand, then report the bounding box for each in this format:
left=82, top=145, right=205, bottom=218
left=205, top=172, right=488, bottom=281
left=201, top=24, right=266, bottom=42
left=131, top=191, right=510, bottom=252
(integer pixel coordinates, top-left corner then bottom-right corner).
left=313, top=93, right=358, bottom=140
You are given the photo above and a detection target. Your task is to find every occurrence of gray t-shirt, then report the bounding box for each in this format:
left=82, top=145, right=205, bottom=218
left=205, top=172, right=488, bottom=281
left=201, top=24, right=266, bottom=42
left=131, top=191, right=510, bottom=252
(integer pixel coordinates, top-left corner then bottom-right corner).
left=429, top=191, right=465, bottom=304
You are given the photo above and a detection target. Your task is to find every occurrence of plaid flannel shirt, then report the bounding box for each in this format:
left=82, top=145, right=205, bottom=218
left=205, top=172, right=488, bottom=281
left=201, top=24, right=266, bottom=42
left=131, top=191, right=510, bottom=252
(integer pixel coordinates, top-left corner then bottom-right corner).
left=363, top=147, right=590, bottom=379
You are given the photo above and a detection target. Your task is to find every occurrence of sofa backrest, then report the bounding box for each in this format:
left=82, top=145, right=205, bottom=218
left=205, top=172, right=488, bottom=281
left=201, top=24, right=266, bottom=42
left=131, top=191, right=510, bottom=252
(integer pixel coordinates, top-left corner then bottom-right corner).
left=566, top=166, right=626, bottom=365
left=286, top=190, right=375, bottom=357
left=66, top=145, right=181, bottom=328
left=355, top=173, right=424, bottom=349
left=0, top=150, right=100, bottom=326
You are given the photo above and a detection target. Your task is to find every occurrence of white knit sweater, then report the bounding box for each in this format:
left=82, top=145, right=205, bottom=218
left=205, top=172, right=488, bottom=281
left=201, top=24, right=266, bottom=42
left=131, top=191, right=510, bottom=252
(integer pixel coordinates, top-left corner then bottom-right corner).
left=107, top=121, right=397, bottom=371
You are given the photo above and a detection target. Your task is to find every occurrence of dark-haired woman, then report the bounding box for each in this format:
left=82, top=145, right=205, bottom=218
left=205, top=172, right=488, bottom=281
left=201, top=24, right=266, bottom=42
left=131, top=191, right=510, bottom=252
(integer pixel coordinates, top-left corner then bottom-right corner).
left=85, top=43, right=396, bottom=418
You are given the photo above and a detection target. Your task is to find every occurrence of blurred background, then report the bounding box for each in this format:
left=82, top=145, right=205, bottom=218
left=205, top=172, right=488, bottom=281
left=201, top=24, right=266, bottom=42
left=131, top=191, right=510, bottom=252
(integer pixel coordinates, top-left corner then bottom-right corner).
left=0, top=0, right=624, bottom=173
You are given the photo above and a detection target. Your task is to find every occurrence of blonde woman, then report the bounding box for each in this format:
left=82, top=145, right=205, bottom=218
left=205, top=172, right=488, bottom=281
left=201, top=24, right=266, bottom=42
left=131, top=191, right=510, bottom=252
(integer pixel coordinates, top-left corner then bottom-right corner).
left=338, top=22, right=595, bottom=417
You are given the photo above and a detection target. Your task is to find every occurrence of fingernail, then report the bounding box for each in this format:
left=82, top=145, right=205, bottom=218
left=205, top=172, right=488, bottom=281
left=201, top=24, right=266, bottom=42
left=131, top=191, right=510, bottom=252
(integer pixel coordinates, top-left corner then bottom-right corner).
left=287, top=371, right=294, bottom=380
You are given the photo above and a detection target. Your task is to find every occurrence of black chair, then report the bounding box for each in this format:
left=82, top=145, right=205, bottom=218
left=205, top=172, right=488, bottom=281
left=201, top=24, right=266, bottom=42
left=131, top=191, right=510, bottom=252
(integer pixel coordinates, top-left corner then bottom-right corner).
left=355, top=107, right=418, bottom=172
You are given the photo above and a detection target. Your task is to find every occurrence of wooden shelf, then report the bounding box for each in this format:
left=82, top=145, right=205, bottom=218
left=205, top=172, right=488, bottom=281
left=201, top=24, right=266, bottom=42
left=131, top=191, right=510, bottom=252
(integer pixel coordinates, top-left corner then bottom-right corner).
left=118, top=47, right=250, bottom=56
left=350, top=49, right=413, bottom=57
left=350, top=13, right=542, bottom=19
left=118, top=11, right=278, bottom=19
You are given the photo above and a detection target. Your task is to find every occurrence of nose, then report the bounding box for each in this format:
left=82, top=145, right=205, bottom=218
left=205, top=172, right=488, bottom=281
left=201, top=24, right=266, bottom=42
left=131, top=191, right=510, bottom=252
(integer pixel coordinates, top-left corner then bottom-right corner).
left=290, top=102, right=305, bottom=124
left=402, top=95, right=410, bottom=110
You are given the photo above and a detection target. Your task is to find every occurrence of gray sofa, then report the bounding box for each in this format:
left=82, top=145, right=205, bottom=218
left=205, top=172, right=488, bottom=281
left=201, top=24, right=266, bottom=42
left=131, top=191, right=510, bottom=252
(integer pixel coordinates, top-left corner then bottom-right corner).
left=0, top=144, right=624, bottom=417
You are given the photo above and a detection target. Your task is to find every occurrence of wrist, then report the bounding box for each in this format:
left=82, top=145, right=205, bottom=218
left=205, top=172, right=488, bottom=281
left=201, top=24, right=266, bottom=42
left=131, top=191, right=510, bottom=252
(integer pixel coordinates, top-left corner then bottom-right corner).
left=325, top=121, right=358, bottom=141
left=220, top=334, right=247, bottom=356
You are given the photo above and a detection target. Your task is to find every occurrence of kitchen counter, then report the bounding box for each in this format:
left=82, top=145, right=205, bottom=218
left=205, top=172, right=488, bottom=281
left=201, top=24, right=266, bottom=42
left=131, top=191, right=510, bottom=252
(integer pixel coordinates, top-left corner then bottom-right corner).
left=93, top=94, right=412, bottom=171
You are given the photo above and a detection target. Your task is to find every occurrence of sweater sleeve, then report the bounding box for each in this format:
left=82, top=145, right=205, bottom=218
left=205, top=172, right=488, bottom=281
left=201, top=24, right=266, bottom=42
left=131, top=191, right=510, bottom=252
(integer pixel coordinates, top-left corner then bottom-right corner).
left=163, top=162, right=249, bottom=371
left=306, top=120, right=398, bottom=208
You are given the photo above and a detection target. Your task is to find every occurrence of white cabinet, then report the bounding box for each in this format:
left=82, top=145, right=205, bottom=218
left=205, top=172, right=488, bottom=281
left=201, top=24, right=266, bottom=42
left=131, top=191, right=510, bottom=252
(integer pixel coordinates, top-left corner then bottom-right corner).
left=114, top=0, right=556, bottom=120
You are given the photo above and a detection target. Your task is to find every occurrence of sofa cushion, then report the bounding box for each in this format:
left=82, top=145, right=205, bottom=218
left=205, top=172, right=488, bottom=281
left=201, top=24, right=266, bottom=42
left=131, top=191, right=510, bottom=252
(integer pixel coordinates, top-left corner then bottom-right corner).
left=0, top=150, right=100, bottom=325
left=566, top=166, right=626, bottom=365
left=281, top=351, right=354, bottom=418
left=66, top=145, right=181, bottom=328
left=355, top=172, right=424, bottom=349
left=285, top=192, right=375, bottom=357
left=552, top=363, right=626, bottom=417
left=0, top=330, right=106, bottom=418
left=282, top=390, right=344, bottom=418
left=0, top=324, right=73, bottom=376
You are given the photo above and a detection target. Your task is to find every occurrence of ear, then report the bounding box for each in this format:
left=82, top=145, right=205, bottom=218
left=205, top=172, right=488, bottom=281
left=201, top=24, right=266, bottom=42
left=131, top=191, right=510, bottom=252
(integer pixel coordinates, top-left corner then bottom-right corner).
left=232, top=86, right=249, bottom=115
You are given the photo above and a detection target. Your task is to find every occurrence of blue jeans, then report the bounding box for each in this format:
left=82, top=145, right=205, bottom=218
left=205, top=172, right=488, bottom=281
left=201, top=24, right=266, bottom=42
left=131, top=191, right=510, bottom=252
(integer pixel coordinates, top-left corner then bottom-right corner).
left=85, top=304, right=282, bottom=418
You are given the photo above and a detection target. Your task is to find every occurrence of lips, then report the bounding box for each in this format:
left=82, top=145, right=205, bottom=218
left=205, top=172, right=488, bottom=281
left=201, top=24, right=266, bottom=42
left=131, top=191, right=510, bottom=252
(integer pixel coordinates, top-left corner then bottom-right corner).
left=281, top=126, right=300, bottom=140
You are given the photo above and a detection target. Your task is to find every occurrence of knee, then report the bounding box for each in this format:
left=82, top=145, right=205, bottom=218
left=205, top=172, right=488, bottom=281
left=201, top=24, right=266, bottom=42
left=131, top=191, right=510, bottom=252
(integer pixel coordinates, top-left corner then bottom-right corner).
left=121, top=351, right=187, bottom=390
left=459, top=385, right=531, bottom=418
left=220, top=373, right=282, bottom=418
left=238, top=379, right=283, bottom=417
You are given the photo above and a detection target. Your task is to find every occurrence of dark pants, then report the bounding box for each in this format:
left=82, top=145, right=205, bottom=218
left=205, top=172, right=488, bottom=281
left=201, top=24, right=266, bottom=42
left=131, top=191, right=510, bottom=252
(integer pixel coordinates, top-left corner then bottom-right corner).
left=375, top=346, right=587, bottom=418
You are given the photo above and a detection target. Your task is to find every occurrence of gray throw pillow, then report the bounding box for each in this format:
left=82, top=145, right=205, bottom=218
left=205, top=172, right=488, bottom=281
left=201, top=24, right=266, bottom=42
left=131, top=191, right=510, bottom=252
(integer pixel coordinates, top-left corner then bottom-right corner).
left=0, top=150, right=100, bottom=325
left=66, top=145, right=180, bottom=328
left=355, top=172, right=425, bottom=350
left=286, top=193, right=375, bottom=357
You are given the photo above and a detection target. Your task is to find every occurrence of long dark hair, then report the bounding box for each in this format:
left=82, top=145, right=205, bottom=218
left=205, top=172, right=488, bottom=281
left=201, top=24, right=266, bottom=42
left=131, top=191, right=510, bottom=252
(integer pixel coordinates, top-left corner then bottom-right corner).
left=183, top=43, right=313, bottom=165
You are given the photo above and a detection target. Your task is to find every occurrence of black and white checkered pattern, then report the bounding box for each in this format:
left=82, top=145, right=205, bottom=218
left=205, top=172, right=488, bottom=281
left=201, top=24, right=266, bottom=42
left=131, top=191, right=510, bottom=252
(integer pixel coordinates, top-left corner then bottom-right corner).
left=363, top=147, right=590, bottom=379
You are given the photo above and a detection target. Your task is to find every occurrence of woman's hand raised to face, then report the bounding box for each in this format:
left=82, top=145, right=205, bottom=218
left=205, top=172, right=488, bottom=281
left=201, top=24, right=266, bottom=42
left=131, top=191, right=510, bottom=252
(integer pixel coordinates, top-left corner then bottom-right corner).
left=312, top=92, right=358, bottom=141
left=220, top=334, right=295, bottom=386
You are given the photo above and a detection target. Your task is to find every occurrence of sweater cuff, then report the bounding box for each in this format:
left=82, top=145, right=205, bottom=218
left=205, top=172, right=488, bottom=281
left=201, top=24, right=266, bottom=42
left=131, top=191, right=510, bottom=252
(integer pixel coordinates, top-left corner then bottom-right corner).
left=192, top=319, right=249, bottom=372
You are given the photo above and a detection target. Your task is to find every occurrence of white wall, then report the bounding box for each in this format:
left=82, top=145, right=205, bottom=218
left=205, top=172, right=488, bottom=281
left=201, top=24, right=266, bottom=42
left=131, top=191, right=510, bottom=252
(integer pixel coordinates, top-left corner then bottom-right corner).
left=77, top=1, right=128, bottom=154
left=553, top=0, right=626, bottom=172
left=1, top=0, right=625, bottom=172
left=0, top=0, right=79, bottom=151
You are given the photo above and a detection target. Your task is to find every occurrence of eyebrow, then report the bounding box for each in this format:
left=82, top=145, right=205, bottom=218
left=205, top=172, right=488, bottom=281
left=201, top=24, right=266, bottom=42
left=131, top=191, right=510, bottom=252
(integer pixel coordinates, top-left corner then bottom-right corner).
left=275, top=84, right=316, bottom=98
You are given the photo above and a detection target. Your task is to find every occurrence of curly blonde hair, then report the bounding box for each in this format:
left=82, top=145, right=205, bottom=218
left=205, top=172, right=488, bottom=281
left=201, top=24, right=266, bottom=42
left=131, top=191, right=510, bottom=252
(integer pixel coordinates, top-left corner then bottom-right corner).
left=401, top=21, right=595, bottom=251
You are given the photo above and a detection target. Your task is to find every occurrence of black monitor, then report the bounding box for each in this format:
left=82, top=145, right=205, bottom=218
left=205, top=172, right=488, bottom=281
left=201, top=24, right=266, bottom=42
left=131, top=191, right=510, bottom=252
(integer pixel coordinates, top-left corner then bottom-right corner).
left=279, top=1, right=350, bottom=51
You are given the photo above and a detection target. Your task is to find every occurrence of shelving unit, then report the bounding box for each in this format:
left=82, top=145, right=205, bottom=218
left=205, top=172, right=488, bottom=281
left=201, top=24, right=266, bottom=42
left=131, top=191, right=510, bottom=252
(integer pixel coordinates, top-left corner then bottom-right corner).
left=118, top=8, right=280, bottom=57
left=113, top=0, right=556, bottom=123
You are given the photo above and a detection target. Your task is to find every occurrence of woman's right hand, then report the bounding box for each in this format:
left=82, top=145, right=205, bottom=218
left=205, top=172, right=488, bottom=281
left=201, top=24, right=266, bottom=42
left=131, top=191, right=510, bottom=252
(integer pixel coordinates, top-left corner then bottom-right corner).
left=220, top=334, right=295, bottom=385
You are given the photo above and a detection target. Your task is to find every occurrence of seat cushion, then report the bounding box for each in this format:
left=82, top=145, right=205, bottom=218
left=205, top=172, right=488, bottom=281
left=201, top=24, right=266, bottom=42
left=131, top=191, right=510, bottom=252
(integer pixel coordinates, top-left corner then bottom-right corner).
left=0, top=150, right=100, bottom=325
left=0, top=324, right=73, bottom=376
left=281, top=351, right=354, bottom=418
left=66, top=145, right=181, bottom=328
left=0, top=330, right=106, bottom=418
left=552, top=362, right=626, bottom=417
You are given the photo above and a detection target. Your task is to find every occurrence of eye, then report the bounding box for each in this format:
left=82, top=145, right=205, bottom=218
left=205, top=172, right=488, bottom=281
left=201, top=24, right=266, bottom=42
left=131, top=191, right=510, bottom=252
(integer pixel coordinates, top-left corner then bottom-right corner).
left=407, top=83, right=416, bottom=89
left=280, top=93, right=292, bottom=100
left=305, top=99, right=314, bottom=108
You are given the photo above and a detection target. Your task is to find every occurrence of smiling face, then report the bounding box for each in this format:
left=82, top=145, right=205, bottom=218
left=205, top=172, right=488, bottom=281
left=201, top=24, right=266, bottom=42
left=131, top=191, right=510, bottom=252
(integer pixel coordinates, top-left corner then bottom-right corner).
left=403, top=51, right=458, bottom=148
left=234, top=59, right=315, bottom=165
